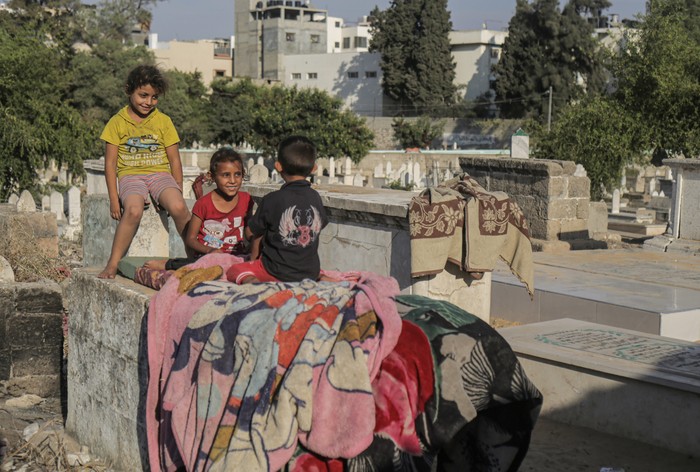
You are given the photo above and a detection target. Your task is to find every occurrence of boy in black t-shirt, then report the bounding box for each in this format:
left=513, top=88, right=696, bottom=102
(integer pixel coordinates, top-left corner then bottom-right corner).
left=226, top=136, right=329, bottom=284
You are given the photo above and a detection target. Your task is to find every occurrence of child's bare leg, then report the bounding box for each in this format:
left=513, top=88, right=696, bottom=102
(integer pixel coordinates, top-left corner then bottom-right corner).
left=98, top=196, right=144, bottom=279
left=157, top=187, right=192, bottom=255
left=144, top=259, right=167, bottom=270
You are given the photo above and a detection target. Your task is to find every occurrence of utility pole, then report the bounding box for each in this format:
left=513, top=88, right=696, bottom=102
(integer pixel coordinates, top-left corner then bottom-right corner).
left=547, top=86, right=553, bottom=132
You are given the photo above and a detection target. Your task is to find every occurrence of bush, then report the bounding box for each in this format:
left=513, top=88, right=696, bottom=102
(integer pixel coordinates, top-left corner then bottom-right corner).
left=392, top=116, right=445, bottom=149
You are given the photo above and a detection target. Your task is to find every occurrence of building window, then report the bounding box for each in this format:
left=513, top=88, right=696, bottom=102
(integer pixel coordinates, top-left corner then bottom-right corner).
left=490, top=48, right=500, bottom=59
left=335, top=41, right=340, bottom=49
left=307, top=72, right=318, bottom=79
left=335, top=21, right=341, bottom=27
left=286, top=32, right=295, bottom=42
left=354, top=36, right=367, bottom=48
left=347, top=71, right=359, bottom=79
left=311, top=34, right=320, bottom=43
left=214, top=70, right=225, bottom=77
left=291, top=73, right=301, bottom=79
left=343, top=37, right=350, bottom=49
left=365, top=71, right=377, bottom=78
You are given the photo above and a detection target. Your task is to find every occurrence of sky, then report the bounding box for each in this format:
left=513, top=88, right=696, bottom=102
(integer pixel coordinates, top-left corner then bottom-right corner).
left=150, top=0, right=648, bottom=41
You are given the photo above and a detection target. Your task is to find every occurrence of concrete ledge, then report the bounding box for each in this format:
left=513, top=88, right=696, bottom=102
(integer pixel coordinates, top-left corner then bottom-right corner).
left=63, top=270, right=153, bottom=471
left=500, top=319, right=700, bottom=458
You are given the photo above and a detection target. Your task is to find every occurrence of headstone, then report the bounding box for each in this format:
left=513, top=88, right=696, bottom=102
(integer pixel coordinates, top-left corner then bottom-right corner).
left=257, top=156, right=264, bottom=166
left=352, top=173, right=363, bottom=187
left=665, top=168, right=673, bottom=180
left=0, top=256, right=14, bottom=283
left=406, top=160, right=414, bottom=182
left=611, top=189, right=620, bottom=214
left=41, top=196, right=51, bottom=211
left=412, top=162, right=421, bottom=185
left=50, top=191, right=65, bottom=220
left=510, top=128, right=529, bottom=159
left=374, top=163, right=383, bottom=178
left=329, top=157, right=336, bottom=179
left=17, top=190, right=36, bottom=213
left=635, top=207, right=655, bottom=223
left=315, top=164, right=323, bottom=178
left=385, top=161, right=392, bottom=180
left=574, top=164, right=587, bottom=177
left=185, top=152, right=198, bottom=168
left=620, top=174, right=627, bottom=192
left=248, top=164, right=269, bottom=184
left=344, top=157, right=352, bottom=176
left=648, top=177, right=657, bottom=195
left=247, top=158, right=255, bottom=173
left=8, top=193, right=19, bottom=205
left=443, top=169, right=453, bottom=181
left=58, top=168, right=68, bottom=185
left=67, top=186, right=81, bottom=225
left=271, top=169, right=282, bottom=184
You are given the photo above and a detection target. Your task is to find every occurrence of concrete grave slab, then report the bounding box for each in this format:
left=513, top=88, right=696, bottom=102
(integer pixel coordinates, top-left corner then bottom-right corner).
left=500, top=318, right=700, bottom=457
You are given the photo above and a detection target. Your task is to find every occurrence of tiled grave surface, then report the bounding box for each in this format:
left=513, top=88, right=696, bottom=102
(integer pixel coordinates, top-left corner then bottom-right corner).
left=492, top=249, right=700, bottom=340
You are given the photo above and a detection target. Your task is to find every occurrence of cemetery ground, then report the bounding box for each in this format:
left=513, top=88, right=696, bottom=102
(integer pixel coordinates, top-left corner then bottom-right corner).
left=2, top=241, right=700, bottom=471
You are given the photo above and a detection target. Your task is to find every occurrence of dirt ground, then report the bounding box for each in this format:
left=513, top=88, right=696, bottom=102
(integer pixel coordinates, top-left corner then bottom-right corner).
left=2, top=392, right=699, bottom=472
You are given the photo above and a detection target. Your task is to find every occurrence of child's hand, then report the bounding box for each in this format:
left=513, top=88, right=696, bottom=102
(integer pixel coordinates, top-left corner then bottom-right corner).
left=110, top=200, right=121, bottom=221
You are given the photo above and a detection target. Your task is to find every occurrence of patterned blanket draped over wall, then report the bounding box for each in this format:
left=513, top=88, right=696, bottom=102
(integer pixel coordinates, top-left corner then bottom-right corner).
left=409, top=174, right=534, bottom=297
left=146, top=254, right=542, bottom=471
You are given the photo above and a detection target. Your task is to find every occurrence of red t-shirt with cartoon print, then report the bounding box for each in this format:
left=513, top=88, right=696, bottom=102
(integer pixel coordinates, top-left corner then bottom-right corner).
left=191, top=191, right=253, bottom=255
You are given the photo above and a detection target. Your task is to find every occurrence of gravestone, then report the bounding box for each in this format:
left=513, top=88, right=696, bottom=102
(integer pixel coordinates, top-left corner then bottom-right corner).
left=42, top=196, right=51, bottom=212
left=248, top=164, right=269, bottom=184
left=510, top=128, right=529, bottom=159
left=412, top=162, right=421, bottom=185
left=0, top=256, right=14, bottom=283
left=352, top=173, right=363, bottom=187
left=611, top=189, right=620, bottom=214
left=648, top=177, right=657, bottom=195
left=620, top=174, right=627, bottom=193
left=271, top=169, right=282, bottom=184
left=50, top=191, right=65, bottom=221
left=385, top=161, right=392, bottom=180
left=574, top=164, right=587, bottom=178
left=344, top=157, right=352, bottom=177
left=185, top=152, right=198, bottom=168
left=315, top=164, right=324, bottom=179
left=67, top=186, right=81, bottom=225
left=58, top=168, right=68, bottom=185
left=256, top=156, right=264, bottom=166
left=8, top=193, right=19, bottom=205
left=406, top=160, right=413, bottom=183
left=247, top=158, right=255, bottom=173
left=17, top=190, right=36, bottom=213
left=329, top=157, right=336, bottom=179
left=374, top=163, right=383, bottom=178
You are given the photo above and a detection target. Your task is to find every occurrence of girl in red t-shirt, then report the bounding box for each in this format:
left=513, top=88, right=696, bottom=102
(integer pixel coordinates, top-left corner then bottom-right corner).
left=145, top=148, right=254, bottom=270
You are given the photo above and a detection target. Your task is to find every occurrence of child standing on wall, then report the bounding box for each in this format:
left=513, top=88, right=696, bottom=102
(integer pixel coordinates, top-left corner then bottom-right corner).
left=144, top=147, right=254, bottom=270
left=98, top=64, right=191, bottom=279
left=226, top=136, right=328, bottom=284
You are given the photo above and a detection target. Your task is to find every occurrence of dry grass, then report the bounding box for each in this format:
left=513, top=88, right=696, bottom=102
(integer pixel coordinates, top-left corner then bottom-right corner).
left=0, top=218, right=69, bottom=283
left=1, top=419, right=108, bottom=471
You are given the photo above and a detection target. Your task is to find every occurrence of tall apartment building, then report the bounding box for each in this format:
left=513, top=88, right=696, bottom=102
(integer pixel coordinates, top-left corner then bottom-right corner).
left=234, top=0, right=328, bottom=80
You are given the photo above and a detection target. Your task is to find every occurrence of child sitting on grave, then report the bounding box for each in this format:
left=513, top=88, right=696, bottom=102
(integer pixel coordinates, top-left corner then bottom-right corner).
left=144, top=147, right=253, bottom=271
left=226, top=135, right=329, bottom=284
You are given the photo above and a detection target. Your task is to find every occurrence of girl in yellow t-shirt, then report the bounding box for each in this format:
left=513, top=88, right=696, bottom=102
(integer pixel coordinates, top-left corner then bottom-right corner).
left=98, top=65, right=190, bottom=278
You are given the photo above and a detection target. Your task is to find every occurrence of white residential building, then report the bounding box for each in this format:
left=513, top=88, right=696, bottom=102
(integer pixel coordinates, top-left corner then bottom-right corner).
left=450, top=29, right=507, bottom=101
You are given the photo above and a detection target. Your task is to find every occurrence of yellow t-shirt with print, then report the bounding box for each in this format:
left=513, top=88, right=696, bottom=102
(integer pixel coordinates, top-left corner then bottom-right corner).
left=100, top=106, right=180, bottom=178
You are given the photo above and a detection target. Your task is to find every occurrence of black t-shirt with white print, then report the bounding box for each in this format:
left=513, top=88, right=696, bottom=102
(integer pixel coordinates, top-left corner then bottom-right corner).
left=247, top=180, right=328, bottom=282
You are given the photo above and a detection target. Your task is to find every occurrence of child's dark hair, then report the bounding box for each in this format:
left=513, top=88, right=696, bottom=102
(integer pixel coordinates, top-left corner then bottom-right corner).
left=277, top=136, right=316, bottom=177
left=126, top=65, right=168, bottom=95
left=209, top=147, right=245, bottom=175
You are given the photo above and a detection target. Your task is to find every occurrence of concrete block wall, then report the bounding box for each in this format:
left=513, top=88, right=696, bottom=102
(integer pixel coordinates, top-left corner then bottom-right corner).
left=0, top=282, right=63, bottom=397
left=64, top=272, right=151, bottom=471
left=459, top=157, right=592, bottom=241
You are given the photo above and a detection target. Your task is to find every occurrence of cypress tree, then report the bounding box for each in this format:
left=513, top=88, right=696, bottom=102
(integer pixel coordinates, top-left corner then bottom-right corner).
left=369, top=0, right=457, bottom=115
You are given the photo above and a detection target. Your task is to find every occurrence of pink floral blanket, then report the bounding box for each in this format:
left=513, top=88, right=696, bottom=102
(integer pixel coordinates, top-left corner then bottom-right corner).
left=145, top=254, right=402, bottom=472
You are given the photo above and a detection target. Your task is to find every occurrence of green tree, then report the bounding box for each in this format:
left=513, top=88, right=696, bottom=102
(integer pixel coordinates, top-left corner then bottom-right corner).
left=369, top=0, right=457, bottom=115
left=613, top=0, right=700, bottom=160
left=205, top=80, right=374, bottom=161
left=534, top=98, right=646, bottom=199
left=158, top=70, right=209, bottom=148
left=0, top=13, right=94, bottom=199
left=392, top=116, right=445, bottom=149
left=493, top=0, right=610, bottom=119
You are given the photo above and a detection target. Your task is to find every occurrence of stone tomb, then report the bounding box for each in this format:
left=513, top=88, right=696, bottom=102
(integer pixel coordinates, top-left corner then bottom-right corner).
left=500, top=318, right=700, bottom=458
